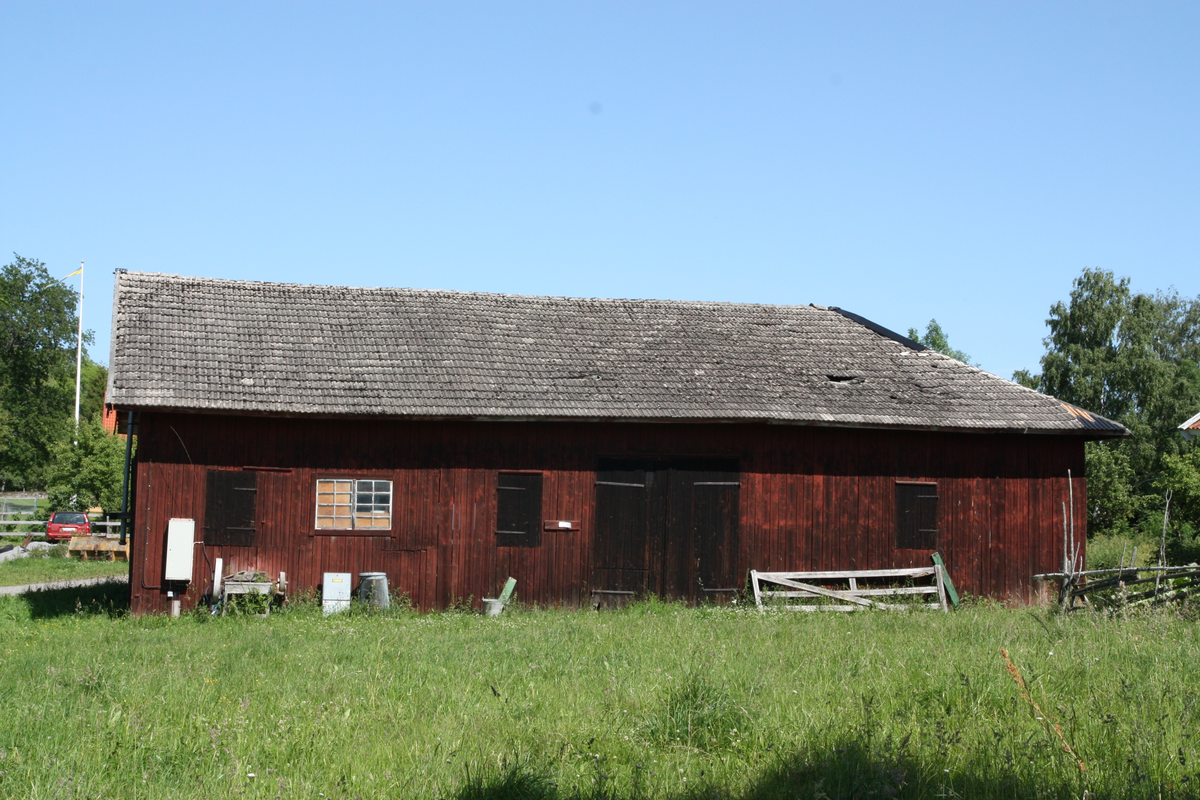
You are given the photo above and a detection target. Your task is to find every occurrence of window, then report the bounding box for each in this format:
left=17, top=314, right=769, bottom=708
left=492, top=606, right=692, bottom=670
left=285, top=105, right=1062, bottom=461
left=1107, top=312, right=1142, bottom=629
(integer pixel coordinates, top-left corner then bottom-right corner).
left=204, top=470, right=258, bottom=546
left=895, top=482, right=937, bottom=549
left=316, top=479, right=392, bottom=531
left=495, top=472, right=542, bottom=548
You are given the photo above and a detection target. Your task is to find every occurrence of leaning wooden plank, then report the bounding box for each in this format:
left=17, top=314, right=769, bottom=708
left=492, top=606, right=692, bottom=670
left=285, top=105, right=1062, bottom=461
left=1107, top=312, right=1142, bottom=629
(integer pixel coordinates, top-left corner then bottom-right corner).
left=930, top=553, right=959, bottom=608
left=751, top=570, right=764, bottom=609
left=497, top=577, right=517, bottom=605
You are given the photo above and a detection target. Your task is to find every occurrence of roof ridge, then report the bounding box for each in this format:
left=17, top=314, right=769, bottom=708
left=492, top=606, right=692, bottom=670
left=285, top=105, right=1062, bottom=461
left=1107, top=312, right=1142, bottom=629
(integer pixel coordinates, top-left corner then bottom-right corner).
left=118, top=270, right=827, bottom=313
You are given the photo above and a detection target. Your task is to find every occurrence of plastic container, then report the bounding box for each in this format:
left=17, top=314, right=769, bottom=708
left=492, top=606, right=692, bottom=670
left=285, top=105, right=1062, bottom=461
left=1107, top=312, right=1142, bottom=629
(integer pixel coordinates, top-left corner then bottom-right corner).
left=358, top=572, right=390, bottom=611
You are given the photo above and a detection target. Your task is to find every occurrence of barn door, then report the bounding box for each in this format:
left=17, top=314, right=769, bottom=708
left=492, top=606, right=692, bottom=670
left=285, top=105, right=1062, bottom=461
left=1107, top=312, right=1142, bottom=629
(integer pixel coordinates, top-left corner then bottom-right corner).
left=665, top=462, right=740, bottom=603
left=590, top=462, right=653, bottom=607
left=680, top=465, right=740, bottom=602
left=591, top=459, right=739, bottom=605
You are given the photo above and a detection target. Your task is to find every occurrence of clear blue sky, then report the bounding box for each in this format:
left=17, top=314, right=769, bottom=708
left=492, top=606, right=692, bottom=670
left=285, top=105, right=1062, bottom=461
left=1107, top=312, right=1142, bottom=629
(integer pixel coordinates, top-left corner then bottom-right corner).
left=3, top=2, right=1197, bottom=381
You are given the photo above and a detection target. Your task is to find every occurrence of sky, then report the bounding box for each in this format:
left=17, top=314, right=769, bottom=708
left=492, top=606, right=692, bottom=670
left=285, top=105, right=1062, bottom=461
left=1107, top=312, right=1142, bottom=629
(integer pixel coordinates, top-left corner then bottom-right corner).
left=3, top=2, right=1198, bottom=381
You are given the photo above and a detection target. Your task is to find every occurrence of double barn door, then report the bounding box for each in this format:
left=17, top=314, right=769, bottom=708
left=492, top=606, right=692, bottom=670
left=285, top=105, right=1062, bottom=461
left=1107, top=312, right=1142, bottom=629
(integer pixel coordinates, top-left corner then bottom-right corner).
left=591, top=458, right=739, bottom=605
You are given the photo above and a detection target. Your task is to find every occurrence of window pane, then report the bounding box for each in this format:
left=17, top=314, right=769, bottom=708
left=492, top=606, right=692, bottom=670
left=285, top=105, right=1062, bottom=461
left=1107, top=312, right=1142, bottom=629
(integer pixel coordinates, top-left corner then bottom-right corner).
left=316, top=480, right=355, bottom=529
left=351, top=480, right=392, bottom=529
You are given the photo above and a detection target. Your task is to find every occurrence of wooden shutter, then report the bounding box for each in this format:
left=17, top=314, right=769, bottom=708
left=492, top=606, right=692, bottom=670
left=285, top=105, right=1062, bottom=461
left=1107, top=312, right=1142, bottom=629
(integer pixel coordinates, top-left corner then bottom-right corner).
left=896, top=482, right=937, bottom=549
left=204, top=470, right=258, bottom=547
left=495, top=473, right=542, bottom=548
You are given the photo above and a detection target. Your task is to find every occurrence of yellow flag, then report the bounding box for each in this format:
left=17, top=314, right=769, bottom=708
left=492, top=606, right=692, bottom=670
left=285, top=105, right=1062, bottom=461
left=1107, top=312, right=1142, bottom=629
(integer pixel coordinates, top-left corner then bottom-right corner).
left=64, top=267, right=83, bottom=278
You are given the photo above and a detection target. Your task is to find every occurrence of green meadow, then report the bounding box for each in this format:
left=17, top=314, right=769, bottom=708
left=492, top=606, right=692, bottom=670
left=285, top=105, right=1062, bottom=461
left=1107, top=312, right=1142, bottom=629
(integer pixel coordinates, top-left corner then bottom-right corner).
left=0, top=541, right=128, bottom=588
left=0, top=585, right=1197, bottom=800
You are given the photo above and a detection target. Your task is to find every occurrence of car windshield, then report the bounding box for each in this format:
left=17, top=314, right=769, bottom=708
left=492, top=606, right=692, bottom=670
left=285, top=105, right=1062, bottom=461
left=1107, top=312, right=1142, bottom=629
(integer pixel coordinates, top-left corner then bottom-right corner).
left=53, top=512, right=88, bottom=524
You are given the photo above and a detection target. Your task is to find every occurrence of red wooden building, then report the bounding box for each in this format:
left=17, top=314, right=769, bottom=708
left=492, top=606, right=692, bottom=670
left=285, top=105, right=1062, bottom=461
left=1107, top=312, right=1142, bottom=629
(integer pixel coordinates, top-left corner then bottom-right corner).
left=107, top=272, right=1125, bottom=614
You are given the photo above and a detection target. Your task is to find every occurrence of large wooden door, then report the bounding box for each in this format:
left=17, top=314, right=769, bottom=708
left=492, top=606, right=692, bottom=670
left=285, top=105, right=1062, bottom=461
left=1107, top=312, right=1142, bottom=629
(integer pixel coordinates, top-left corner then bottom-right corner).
left=591, top=461, right=653, bottom=606
left=676, top=465, right=741, bottom=601
left=591, top=459, right=739, bottom=605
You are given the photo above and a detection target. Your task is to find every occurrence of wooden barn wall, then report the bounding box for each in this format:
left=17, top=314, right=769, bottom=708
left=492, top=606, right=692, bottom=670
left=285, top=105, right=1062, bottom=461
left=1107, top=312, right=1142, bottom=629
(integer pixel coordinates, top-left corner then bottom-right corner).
left=129, top=414, right=1087, bottom=614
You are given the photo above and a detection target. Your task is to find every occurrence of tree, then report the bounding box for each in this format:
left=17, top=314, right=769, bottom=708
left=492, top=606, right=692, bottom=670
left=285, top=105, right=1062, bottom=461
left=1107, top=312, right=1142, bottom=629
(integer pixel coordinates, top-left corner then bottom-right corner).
left=906, top=319, right=974, bottom=364
left=1157, top=450, right=1200, bottom=562
left=45, top=415, right=128, bottom=512
left=80, top=356, right=108, bottom=423
left=0, top=254, right=88, bottom=489
left=1017, top=268, right=1200, bottom=540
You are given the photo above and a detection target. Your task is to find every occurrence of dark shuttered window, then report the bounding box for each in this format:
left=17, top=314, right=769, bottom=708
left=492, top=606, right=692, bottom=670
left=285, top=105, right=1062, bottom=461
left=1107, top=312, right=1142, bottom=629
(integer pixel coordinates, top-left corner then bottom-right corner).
left=204, top=470, right=258, bottom=547
left=895, top=482, right=938, bottom=550
left=495, top=472, right=543, bottom=548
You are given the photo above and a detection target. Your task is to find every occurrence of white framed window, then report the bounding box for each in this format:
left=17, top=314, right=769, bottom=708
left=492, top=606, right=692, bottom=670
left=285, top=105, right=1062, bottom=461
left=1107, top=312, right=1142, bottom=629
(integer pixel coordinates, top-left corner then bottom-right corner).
left=316, top=478, right=392, bottom=531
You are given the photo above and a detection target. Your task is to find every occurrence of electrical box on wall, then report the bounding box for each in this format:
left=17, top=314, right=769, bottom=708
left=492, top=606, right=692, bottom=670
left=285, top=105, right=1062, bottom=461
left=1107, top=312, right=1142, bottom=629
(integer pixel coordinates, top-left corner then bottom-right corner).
left=164, top=518, right=196, bottom=582
left=322, top=572, right=351, bottom=615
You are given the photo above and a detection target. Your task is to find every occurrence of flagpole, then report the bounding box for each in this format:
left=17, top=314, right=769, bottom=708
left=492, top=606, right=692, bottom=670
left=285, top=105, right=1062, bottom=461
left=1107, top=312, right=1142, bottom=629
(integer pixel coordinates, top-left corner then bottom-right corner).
left=73, top=261, right=84, bottom=437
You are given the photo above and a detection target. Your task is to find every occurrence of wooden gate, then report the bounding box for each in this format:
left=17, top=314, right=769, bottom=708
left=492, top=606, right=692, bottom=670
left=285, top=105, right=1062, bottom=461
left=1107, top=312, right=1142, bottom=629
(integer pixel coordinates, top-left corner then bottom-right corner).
left=591, top=459, right=739, bottom=606
left=750, top=567, right=949, bottom=611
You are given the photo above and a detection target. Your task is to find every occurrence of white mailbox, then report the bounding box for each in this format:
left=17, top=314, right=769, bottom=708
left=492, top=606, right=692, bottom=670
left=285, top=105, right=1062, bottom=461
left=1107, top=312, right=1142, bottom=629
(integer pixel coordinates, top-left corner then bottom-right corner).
left=164, top=518, right=195, bottom=582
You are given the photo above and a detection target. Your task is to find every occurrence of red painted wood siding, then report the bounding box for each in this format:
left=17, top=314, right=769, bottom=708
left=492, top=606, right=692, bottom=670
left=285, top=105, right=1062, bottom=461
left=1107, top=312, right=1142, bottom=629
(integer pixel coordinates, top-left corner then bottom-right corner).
left=128, top=414, right=1086, bottom=614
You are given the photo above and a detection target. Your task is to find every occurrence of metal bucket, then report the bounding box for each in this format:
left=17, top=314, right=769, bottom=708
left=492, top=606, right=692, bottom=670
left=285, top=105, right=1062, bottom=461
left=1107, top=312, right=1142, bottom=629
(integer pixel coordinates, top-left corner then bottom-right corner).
left=482, top=598, right=505, bottom=616
left=358, top=572, right=390, bottom=611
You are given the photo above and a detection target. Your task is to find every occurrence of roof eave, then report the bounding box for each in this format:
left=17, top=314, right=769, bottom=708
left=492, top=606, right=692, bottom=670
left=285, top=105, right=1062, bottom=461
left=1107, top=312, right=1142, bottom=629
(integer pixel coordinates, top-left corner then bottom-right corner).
left=106, top=402, right=1128, bottom=438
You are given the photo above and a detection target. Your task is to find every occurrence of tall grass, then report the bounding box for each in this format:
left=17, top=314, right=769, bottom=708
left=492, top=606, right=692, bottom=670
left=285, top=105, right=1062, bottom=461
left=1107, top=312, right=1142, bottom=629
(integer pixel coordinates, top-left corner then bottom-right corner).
left=0, top=591, right=1197, bottom=799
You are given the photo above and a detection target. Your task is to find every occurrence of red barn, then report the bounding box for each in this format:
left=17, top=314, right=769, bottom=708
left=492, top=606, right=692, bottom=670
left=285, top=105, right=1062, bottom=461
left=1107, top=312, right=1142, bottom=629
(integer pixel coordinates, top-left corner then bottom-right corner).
left=106, top=272, right=1125, bottom=614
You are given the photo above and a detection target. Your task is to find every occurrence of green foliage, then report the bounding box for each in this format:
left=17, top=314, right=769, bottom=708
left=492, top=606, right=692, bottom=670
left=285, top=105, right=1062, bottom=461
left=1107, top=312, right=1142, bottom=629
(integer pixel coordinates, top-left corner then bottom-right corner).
left=1083, top=533, right=1159, bottom=570
left=1084, top=440, right=1147, bottom=537
left=44, top=415, right=129, bottom=512
left=1019, top=268, right=1200, bottom=544
left=906, top=319, right=974, bottom=364
left=0, top=604, right=1199, bottom=798
left=0, top=254, right=98, bottom=490
left=80, top=356, right=108, bottom=422
left=1157, top=449, right=1200, bottom=562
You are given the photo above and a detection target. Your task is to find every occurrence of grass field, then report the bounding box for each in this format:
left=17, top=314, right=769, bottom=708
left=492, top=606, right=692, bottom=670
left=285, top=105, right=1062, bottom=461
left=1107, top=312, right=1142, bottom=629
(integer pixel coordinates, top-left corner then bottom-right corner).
left=0, top=588, right=1197, bottom=800
left=0, top=543, right=128, bottom=587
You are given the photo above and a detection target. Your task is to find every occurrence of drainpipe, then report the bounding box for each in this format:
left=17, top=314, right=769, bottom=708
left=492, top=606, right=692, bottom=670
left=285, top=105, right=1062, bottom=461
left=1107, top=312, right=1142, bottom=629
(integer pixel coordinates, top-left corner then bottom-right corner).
left=119, top=411, right=134, bottom=546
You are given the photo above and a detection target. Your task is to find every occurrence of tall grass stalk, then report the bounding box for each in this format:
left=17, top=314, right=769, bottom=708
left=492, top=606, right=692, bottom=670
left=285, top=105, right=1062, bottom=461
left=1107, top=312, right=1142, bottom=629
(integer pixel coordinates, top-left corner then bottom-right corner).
left=0, top=592, right=1197, bottom=799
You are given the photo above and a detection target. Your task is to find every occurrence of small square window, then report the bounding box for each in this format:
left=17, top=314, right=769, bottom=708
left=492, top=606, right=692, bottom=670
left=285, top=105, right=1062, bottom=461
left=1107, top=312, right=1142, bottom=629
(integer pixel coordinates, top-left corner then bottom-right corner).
left=316, top=478, right=391, bottom=531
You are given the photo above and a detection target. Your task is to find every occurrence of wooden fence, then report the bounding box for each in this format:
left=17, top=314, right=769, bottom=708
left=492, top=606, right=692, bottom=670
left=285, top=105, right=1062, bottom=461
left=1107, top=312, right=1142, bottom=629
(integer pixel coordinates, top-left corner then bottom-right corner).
left=750, top=566, right=949, bottom=612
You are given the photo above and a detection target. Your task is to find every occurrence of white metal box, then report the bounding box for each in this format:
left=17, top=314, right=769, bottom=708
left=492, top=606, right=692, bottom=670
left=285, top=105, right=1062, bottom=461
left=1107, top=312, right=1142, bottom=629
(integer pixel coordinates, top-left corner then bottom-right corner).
left=164, top=518, right=195, bottom=582
left=322, top=572, right=352, bottom=615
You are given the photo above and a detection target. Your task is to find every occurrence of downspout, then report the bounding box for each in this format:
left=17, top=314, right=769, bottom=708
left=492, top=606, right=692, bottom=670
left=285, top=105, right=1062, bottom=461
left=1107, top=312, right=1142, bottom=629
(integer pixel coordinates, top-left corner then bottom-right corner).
left=119, top=411, right=134, bottom=547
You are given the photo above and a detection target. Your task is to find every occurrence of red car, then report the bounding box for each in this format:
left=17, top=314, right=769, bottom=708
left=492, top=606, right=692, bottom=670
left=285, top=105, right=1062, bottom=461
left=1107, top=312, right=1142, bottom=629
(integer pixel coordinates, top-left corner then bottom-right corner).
left=46, top=511, right=91, bottom=542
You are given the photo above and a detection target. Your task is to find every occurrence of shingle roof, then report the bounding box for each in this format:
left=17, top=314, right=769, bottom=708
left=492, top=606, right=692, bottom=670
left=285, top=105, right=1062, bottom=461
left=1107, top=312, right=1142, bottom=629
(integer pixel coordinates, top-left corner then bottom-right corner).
left=106, top=271, right=1126, bottom=436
